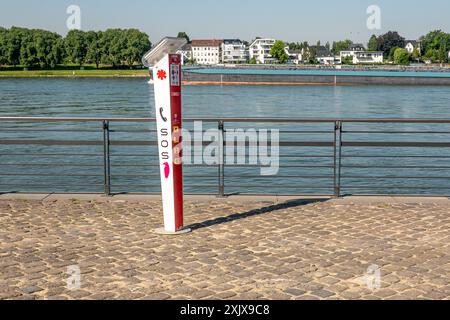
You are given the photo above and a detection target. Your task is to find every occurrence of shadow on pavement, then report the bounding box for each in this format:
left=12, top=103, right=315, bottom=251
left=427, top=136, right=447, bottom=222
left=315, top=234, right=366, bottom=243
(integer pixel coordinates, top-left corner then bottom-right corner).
left=188, top=198, right=329, bottom=231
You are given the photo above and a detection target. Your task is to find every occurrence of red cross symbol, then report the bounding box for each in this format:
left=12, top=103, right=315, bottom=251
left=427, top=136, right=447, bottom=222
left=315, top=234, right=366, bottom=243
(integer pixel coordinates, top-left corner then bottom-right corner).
left=157, top=69, right=167, bottom=80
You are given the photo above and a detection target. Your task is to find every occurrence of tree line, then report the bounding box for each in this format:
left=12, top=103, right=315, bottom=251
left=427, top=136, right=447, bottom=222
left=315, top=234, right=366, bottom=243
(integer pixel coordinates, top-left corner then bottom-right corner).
left=284, top=30, right=450, bottom=65
left=0, top=27, right=151, bottom=68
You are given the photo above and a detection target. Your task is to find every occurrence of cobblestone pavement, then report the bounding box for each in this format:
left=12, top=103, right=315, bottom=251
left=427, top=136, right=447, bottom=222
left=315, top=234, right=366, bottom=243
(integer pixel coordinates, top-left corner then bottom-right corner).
left=0, top=197, right=449, bottom=300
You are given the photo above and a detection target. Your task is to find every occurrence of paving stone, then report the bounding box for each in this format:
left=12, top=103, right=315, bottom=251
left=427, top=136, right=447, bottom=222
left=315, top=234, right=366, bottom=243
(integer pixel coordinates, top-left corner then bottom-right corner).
left=0, top=198, right=449, bottom=300
left=312, top=290, right=336, bottom=299
left=284, top=288, right=306, bottom=297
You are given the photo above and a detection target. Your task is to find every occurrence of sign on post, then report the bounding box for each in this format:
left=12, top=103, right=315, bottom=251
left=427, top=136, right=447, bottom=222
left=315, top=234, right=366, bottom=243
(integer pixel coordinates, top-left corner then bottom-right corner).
left=142, top=37, right=190, bottom=235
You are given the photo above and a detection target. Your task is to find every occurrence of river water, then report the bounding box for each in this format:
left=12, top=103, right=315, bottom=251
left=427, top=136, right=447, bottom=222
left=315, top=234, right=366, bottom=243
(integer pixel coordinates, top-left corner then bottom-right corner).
left=1, top=78, right=450, bottom=195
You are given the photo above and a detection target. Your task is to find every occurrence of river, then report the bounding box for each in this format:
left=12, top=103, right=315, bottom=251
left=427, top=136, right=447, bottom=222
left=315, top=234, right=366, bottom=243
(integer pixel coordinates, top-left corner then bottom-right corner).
left=1, top=78, right=450, bottom=195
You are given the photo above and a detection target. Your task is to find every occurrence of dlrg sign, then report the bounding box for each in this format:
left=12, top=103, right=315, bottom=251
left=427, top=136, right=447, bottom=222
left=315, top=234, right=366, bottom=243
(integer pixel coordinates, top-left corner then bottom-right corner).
left=143, top=38, right=190, bottom=235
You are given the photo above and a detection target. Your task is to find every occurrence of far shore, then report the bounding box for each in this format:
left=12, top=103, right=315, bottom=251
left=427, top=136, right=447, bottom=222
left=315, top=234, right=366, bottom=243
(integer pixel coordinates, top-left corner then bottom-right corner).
left=0, top=69, right=149, bottom=78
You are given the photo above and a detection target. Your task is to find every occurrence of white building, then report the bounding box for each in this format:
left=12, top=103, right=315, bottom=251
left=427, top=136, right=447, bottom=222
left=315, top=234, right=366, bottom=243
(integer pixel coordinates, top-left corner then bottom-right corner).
left=405, top=41, right=421, bottom=54
left=249, top=38, right=276, bottom=64
left=222, top=39, right=248, bottom=64
left=191, top=39, right=223, bottom=65
left=340, top=43, right=383, bottom=64
left=286, top=49, right=303, bottom=64
left=353, top=51, right=384, bottom=64
left=340, top=43, right=365, bottom=58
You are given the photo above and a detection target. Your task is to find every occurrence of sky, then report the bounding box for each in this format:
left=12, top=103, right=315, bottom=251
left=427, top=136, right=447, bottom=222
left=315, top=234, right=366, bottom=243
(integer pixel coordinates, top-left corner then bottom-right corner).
left=1, top=0, right=449, bottom=45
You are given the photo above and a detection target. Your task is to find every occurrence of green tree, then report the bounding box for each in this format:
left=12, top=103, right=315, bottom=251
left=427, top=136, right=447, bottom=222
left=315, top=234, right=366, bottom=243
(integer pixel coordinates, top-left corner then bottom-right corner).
left=388, top=46, right=400, bottom=61
left=248, top=57, right=257, bottom=64
left=123, top=29, right=151, bottom=66
left=303, top=46, right=317, bottom=64
left=64, top=30, right=88, bottom=66
left=19, top=29, right=38, bottom=68
left=6, top=27, right=25, bottom=66
left=411, top=48, right=421, bottom=62
left=177, top=32, right=190, bottom=43
left=270, top=40, right=289, bottom=64
left=376, top=31, right=405, bottom=58
left=368, top=34, right=378, bottom=51
left=0, top=27, right=7, bottom=65
left=86, top=31, right=102, bottom=68
left=341, top=56, right=353, bottom=65
left=393, top=48, right=410, bottom=65
left=332, top=39, right=352, bottom=55
left=420, top=30, right=450, bottom=62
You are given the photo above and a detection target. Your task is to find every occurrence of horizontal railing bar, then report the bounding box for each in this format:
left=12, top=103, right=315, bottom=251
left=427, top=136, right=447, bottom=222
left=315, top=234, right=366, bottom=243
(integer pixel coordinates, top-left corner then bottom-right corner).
left=0, top=129, right=102, bottom=133
left=225, top=186, right=332, bottom=188
left=225, top=175, right=333, bottom=178
left=342, top=141, right=450, bottom=147
left=342, top=176, right=450, bottom=179
left=2, top=117, right=450, bottom=123
left=0, top=164, right=103, bottom=167
left=0, top=140, right=103, bottom=146
left=227, top=165, right=334, bottom=168
left=342, top=155, right=450, bottom=159
left=0, top=153, right=104, bottom=157
left=0, top=184, right=104, bottom=187
left=0, top=173, right=103, bottom=177
left=0, top=140, right=332, bottom=147
left=343, top=186, right=450, bottom=189
left=343, top=131, right=450, bottom=134
left=342, top=165, right=450, bottom=169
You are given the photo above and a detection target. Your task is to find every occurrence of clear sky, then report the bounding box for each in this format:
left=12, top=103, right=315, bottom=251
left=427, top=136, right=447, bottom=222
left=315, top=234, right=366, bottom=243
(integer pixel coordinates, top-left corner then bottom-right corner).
left=1, top=0, right=449, bottom=45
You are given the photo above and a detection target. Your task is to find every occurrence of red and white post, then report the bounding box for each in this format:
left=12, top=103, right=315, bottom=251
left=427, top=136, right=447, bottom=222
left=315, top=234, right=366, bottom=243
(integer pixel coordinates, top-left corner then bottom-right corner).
left=153, top=53, right=190, bottom=235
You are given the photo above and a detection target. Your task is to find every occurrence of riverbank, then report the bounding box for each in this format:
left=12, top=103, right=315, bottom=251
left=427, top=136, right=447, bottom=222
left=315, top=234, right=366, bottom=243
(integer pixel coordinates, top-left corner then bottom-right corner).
left=183, top=68, right=450, bottom=86
left=0, top=69, right=149, bottom=78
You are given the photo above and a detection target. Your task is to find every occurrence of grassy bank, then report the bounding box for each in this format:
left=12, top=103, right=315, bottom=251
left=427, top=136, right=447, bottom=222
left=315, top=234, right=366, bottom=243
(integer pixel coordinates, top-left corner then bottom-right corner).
left=0, top=69, right=149, bottom=78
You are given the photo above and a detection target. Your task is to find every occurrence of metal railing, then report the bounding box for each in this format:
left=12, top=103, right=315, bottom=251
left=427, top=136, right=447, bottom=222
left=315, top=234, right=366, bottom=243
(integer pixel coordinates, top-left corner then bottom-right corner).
left=1, top=116, right=450, bottom=197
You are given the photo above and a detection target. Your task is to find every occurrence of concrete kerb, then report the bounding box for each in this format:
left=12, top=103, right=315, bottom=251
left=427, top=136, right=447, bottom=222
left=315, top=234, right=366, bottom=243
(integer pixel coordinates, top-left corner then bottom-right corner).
left=0, top=193, right=449, bottom=205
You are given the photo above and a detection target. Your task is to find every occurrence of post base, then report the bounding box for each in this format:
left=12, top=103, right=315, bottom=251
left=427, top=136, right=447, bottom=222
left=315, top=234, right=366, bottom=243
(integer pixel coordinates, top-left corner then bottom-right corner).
left=154, top=227, right=192, bottom=236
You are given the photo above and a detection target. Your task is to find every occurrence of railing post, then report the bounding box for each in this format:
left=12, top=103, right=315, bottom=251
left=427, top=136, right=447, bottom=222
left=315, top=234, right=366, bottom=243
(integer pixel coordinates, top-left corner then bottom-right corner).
left=103, top=120, right=111, bottom=196
left=334, top=121, right=342, bottom=198
left=218, top=120, right=225, bottom=197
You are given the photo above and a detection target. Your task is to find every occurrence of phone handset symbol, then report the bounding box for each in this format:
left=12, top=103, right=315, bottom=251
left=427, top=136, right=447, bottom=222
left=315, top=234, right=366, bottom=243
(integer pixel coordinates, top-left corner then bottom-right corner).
left=159, top=107, right=168, bottom=122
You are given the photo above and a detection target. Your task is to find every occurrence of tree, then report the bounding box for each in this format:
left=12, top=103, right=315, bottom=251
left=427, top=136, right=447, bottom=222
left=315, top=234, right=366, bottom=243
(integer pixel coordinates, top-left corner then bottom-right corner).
left=411, top=48, right=421, bottom=62
left=177, top=32, right=190, bottom=43
left=420, top=30, right=450, bottom=63
left=341, top=56, right=353, bottom=65
left=332, top=40, right=352, bottom=55
left=393, top=48, right=410, bottom=65
left=86, top=31, right=102, bottom=68
left=388, top=46, right=400, bottom=62
left=368, top=34, right=378, bottom=51
left=376, top=31, right=405, bottom=58
left=303, top=46, right=317, bottom=64
left=270, top=40, right=288, bottom=64
left=248, top=57, right=257, bottom=64
left=64, top=30, right=88, bottom=66
left=122, top=29, right=151, bottom=67
left=6, top=27, right=25, bottom=66
left=0, top=27, right=7, bottom=65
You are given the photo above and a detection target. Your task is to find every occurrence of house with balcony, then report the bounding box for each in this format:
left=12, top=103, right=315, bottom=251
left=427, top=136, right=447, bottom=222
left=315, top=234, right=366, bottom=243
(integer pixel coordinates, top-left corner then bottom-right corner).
left=285, top=49, right=303, bottom=64
left=222, top=39, right=249, bottom=64
left=340, top=43, right=365, bottom=59
left=353, top=51, right=383, bottom=64
left=340, top=43, right=383, bottom=64
left=191, top=39, right=224, bottom=65
left=248, top=38, right=276, bottom=64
